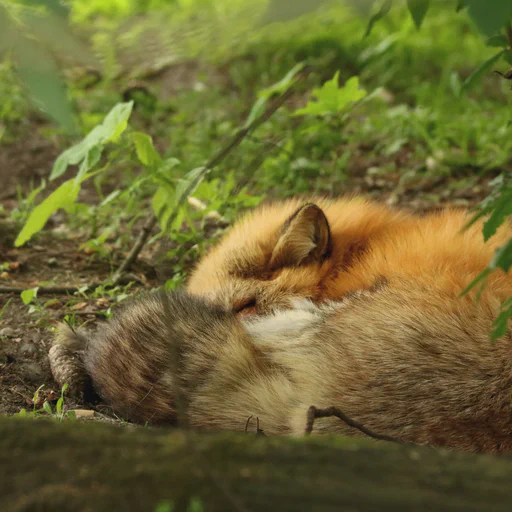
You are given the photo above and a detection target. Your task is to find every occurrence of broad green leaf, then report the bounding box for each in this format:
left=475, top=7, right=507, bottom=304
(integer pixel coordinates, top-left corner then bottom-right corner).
left=152, top=185, right=173, bottom=231
left=154, top=501, right=174, bottom=512
left=490, top=239, right=512, bottom=273
left=294, top=74, right=367, bottom=117
left=15, top=179, right=81, bottom=246
left=132, top=132, right=162, bottom=167
left=13, top=35, right=76, bottom=133
left=244, top=96, right=267, bottom=128
left=466, top=0, right=512, bottom=36
left=187, top=498, right=204, bottom=512
left=491, top=297, right=512, bottom=340
left=22, top=4, right=96, bottom=67
left=482, top=187, right=512, bottom=240
left=365, top=0, right=393, bottom=37
left=101, top=101, right=134, bottom=143
left=460, top=49, right=506, bottom=94
left=21, top=287, right=39, bottom=305
left=56, top=397, right=64, bottom=415
left=20, top=0, right=70, bottom=18
left=74, top=145, right=103, bottom=185
left=407, top=0, right=430, bottom=29
left=43, top=401, right=53, bottom=414
left=50, top=102, right=133, bottom=180
left=486, top=35, right=508, bottom=47
left=456, top=0, right=467, bottom=12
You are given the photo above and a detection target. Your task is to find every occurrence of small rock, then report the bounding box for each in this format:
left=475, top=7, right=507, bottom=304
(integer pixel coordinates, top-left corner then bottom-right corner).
left=19, top=340, right=38, bottom=357
left=31, top=332, right=43, bottom=344
left=426, top=157, right=437, bottom=172
left=21, top=362, right=44, bottom=383
left=0, top=327, right=16, bottom=337
left=47, top=257, right=58, bottom=267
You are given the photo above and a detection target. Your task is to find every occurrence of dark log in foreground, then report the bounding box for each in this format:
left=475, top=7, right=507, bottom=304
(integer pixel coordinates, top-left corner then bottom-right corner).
left=3, top=417, right=512, bottom=512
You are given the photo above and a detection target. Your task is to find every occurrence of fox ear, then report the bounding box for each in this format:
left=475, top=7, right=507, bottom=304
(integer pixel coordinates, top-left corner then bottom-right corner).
left=270, top=203, right=331, bottom=268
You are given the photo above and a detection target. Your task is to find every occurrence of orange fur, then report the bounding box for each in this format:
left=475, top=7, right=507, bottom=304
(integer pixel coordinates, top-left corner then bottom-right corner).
left=187, top=197, right=512, bottom=313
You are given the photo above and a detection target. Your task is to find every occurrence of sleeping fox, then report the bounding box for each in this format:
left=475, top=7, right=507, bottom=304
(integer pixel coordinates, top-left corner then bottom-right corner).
left=54, top=197, right=512, bottom=453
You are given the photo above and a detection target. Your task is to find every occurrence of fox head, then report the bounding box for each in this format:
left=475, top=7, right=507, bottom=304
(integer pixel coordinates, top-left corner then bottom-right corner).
left=187, top=200, right=342, bottom=315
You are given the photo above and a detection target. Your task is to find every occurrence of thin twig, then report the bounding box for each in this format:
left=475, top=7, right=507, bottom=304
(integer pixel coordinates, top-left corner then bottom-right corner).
left=305, top=405, right=408, bottom=445
left=111, top=69, right=309, bottom=286
left=111, top=215, right=157, bottom=285
left=0, top=285, right=89, bottom=295
left=0, top=275, right=140, bottom=296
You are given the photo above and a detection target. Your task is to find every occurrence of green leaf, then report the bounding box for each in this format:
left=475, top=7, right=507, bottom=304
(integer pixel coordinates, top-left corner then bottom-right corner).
left=176, top=167, right=208, bottom=202
left=407, top=0, right=430, bottom=29
left=50, top=102, right=133, bottom=180
left=365, top=0, right=393, bottom=37
left=56, top=397, right=64, bottom=415
left=490, top=239, right=512, bottom=273
left=15, top=179, right=81, bottom=246
left=492, top=297, right=512, bottom=339
left=132, top=132, right=162, bottom=167
left=13, top=35, right=76, bottom=133
left=492, top=307, right=511, bottom=339
left=294, top=74, right=367, bottom=117
left=486, top=35, right=508, bottom=47
left=74, top=145, right=103, bottom=185
left=21, top=287, right=39, bottom=305
left=154, top=501, right=174, bottom=512
left=466, top=0, right=512, bottom=36
left=460, top=49, right=506, bottom=94
left=244, top=97, right=268, bottom=128
left=187, top=498, right=204, bottom=512
left=245, top=63, right=304, bottom=128
left=460, top=268, right=490, bottom=296
left=66, top=410, right=77, bottom=420
left=43, top=401, right=53, bottom=415
left=103, top=102, right=133, bottom=142
left=152, top=186, right=173, bottom=231
left=482, top=188, right=512, bottom=241
left=260, top=63, right=305, bottom=98
left=456, top=0, right=467, bottom=12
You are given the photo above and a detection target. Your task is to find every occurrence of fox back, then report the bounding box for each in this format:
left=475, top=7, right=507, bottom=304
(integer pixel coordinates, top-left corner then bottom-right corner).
left=186, top=197, right=512, bottom=317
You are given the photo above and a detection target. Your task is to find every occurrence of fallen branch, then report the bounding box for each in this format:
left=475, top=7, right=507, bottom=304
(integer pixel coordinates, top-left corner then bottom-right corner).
left=0, top=275, right=141, bottom=296
left=305, top=405, right=408, bottom=445
left=111, top=70, right=308, bottom=285
left=111, top=215, right=158, bottom=285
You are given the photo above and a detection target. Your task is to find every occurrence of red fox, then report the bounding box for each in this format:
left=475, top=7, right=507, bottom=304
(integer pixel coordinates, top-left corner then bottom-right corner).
left=54, top=197, right=512, bottom=453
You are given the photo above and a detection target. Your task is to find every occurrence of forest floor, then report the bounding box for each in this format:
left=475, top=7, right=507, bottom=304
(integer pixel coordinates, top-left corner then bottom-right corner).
left=0, top=4, right=510, bottom=422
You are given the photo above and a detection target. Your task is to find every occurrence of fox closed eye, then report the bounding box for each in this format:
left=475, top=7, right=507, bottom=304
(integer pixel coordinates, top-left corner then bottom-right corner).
left=233, top=298, right=257, bottom=315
